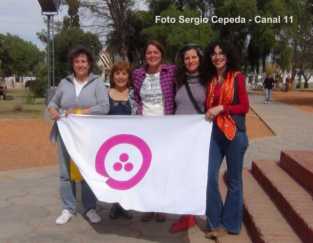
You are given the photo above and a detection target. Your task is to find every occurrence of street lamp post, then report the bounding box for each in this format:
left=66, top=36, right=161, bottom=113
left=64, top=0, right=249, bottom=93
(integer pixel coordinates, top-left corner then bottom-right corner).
left=37, top=0, right=60, bottom=103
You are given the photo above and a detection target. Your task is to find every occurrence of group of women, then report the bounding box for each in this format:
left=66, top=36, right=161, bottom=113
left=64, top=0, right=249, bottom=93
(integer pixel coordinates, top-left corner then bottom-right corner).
left=47, top=39, right=249, bottom=240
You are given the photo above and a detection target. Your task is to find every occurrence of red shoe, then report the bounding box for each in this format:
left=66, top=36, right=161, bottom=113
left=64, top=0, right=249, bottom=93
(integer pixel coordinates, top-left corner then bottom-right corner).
left=170, top=215, right=196, bottom=233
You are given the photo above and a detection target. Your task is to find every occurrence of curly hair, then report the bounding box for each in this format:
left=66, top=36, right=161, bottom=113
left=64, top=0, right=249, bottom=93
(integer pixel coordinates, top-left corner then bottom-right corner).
left=68, top=45, right=94, bottom=74
left=202, top=40, right=241, bottom=82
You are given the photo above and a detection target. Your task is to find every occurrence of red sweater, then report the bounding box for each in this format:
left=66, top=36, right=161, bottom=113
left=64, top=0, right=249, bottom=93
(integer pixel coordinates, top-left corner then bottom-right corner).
left=210, top=73, right=249, bottom=115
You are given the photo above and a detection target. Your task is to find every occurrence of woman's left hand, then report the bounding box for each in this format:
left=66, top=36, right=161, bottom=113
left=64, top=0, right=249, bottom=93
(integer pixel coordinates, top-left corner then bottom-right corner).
left=206, top=105, right=224, bottom=120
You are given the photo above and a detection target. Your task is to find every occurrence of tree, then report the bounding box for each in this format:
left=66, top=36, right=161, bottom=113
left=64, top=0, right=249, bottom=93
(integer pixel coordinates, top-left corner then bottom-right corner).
left=32, top=63, right=48, bottom=97
left=0, top=34, right=44, bottom=77
left=284, top=0, right=313, bottom=88
left=106, top=9, right=152, bottom=63
left=81, top=0, right=135, bottom=59
left=147, top=0, right=212, bottom=16
left=143, top=5, right=215, bottom=61
left=63, top=0, right=80, bottom=29
left=82, top=0, right=212, bottom=62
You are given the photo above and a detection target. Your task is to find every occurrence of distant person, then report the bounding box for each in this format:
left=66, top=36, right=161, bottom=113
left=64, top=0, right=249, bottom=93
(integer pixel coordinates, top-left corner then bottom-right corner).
left=285, top=75, right=292, bottom=92
left=132, top=40, right=176, bottom=222
left=263, top=74, right=274, bottom=103
left=0, top=81, right=7, bottom=100
left=107, top=61, right=136, bottom=220
left=48, top=45, right=109, bottom=225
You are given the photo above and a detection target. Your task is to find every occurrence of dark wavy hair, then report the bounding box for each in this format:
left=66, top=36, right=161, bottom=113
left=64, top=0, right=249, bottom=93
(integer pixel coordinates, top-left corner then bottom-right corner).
left=176, top=44, right=206, bottom=89
left=68, top=45, right=94, bottom=74
left=202, top=40, right=241, bottom=82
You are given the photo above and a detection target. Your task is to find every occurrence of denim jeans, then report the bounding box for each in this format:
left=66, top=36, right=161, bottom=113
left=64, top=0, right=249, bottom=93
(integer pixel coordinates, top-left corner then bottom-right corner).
left=206, top=124, right=248, bottom=234
left=265, top=88, right=272, bottom=102
left=56, top=134, right=97, bottom=214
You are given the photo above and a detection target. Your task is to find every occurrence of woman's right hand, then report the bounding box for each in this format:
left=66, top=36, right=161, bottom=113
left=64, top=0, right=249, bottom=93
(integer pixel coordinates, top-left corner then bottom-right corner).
left=206, top=105, right=224, bottom=120
left=48, top=107, right=60, bottom=120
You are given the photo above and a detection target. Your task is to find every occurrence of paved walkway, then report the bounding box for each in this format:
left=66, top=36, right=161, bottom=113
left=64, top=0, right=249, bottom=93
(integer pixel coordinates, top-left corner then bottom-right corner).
left=245, top=94, right=313, bottom=167
left=0, top=166, right=188, bottom=243
left=0, top=94, right=312, bottom=243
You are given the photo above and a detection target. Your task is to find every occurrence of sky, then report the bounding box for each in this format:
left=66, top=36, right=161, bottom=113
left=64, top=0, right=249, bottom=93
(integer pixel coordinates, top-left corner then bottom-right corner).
left=0, top=0, right=147, bottom=50
left=0, top=0, right=66, bottom=49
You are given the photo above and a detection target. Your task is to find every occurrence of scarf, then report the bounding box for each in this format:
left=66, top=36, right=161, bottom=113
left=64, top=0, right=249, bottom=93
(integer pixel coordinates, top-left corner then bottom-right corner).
left=206, top=71, right=238, bottom=140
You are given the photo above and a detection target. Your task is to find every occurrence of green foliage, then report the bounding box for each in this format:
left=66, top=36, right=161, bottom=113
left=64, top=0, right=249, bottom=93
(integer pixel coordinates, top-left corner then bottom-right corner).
left=63, top=0, right=80, bottom=29
left=71, top=0, right=313, bottom=87
left=53, top=27, right=102, bottom=83
left=143, top=5, right=215, bottom=61
left=275, top=43, right=292, bottom=71
left=147, top=0, right=173, bottom=15
left=147, top=0, right=210, bottom=15
left=31, top=63, right=48, bottom=97
left=0, top=34, right=43, bottom=76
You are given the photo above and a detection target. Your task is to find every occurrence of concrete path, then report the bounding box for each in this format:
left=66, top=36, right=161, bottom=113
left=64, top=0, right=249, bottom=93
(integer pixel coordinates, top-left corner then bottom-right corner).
left=245, top=94, right=313, bottom=167
left=0, top=94, right=312, bottom=243
left=0, top=166, right=190, bottom=243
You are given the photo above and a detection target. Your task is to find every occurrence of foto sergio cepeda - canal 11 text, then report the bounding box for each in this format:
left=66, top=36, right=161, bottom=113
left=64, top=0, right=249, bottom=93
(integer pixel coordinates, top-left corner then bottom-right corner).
left=154, top=15, right=294, bottom=25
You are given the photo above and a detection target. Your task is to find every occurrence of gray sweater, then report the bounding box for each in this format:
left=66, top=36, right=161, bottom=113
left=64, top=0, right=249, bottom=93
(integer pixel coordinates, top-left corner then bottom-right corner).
left=48, top=73, right=110, bottom=142
left=48, top=73, right=109, bottom=114
left=175, top=73, right=206, bottom=114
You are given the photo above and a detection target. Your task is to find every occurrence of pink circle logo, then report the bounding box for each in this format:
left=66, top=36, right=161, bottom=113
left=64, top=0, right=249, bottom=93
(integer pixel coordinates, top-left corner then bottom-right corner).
left=95, top=134, right=152, bottom=190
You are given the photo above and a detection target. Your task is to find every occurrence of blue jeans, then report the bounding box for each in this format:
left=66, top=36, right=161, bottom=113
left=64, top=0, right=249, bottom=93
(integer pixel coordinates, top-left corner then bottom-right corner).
left=206, top=124, right=248, bottom=234
left=56, top=134, right=97, bottom=214
left=265, top=88, right=272, bottom=102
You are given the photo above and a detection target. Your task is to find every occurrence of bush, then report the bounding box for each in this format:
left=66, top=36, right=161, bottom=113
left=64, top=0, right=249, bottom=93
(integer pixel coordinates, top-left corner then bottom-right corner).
left=32, top=63, right=48, bottom=97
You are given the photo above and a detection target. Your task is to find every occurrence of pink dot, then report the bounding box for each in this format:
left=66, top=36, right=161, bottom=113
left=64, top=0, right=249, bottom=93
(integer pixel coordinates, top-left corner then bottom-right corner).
left=119, top=153, right=129, bottom=162
left=124, top=162, right=133, bottom=172
left=113, top=162, right=122, bottom=171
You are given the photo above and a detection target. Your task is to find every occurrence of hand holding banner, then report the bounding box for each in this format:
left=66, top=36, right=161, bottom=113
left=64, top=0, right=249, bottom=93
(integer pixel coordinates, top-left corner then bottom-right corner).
left=57, top=115, right=212, bottom=215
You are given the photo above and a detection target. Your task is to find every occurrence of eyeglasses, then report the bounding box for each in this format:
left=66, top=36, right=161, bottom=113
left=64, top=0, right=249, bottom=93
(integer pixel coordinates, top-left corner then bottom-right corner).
left=210, top=52, right=225, bottom=58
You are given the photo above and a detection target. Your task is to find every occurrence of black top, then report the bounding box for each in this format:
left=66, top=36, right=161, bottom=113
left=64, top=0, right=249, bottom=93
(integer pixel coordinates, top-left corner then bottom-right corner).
left=263, top=77, right=274, bottom=89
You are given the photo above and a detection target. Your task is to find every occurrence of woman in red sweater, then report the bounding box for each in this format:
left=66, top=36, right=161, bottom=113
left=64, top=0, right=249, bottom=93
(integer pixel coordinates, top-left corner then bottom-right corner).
left=204, top=41, right=249, bottom=239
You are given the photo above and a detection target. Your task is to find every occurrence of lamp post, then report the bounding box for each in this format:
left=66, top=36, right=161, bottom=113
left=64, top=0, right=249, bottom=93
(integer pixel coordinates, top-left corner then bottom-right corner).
left=37, top=0, right=60, bottom=103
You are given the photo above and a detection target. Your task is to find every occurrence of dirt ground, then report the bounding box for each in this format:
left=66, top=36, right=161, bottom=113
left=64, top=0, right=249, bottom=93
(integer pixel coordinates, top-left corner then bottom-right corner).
left=0, top=119, right=57, bottom=171
left=0, top=91, right=312, bottom=171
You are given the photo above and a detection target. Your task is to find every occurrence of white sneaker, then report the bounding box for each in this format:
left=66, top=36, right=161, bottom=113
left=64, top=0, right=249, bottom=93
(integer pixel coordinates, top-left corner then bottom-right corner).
left=86, top=209, right=101, bottom=224
left=56, top=209, right=73, bottom=225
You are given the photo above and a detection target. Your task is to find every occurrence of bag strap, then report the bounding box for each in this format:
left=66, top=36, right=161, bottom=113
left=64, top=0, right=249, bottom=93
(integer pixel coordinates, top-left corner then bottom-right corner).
left=184, top=82, right=204, bottom=114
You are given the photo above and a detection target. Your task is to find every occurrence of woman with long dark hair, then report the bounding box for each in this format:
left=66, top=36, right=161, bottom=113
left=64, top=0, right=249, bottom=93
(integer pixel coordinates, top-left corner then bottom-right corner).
left=204, top=41, right=249, bottom=239
left=169, top=43, right=207, bottom=233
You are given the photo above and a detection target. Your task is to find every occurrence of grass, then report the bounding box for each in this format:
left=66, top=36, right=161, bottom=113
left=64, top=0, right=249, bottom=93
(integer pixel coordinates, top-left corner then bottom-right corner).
left=0, top=88, right=45, bottom=119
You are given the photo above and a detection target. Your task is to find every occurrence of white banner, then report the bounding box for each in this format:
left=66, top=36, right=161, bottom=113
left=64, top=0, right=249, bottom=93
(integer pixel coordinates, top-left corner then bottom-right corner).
left=57, top=115, right=212, bottom=215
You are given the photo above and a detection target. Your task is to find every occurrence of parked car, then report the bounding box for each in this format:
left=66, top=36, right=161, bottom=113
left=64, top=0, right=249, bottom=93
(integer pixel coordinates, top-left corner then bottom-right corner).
left=0, top=83, right=7, bottom=100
